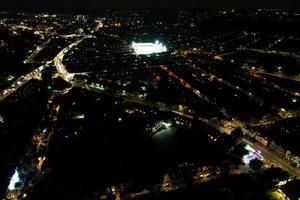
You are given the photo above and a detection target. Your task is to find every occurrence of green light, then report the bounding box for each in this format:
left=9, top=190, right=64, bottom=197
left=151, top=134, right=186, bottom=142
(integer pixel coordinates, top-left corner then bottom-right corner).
left=47, top=85, right=52, bottom=90
left=244, top=144, right=254, bottom=152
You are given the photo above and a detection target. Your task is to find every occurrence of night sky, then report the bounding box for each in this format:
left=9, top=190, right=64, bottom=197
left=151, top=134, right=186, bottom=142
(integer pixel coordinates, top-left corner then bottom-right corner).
left=0, top=0, right=299, bottom=9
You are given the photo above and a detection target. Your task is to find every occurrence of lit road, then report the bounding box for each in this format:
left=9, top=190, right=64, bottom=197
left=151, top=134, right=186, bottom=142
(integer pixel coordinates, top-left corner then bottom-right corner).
left=4, top=87, right=69, bottom=199
left=25, top=39, right=51, bottom=64
left=0, top=65, right=48, bottom=102
left=214, top=47, right=300, bottom=61
left=53, top=35, right=93, bottom=82
left=215, top=48, right=300, bottom=83
left=238, top=48, right=300, bottom=60
left=194, top=53, right=300, bottom=128
left=197, top=117, right=232, bottom=135
left=0, top=37, right=55, bottom=102
left=3, top=34, right=86, bottom=198
left=128, top=173, right=219, bottom=199
left=185, top=57, right=300, bottom=127
left=51, top=35, right=300, bottom=182
left=53, top=40, right=80, bottom=81
left=248, top=71, right=300, bottom=98
left=86, top=83, right=194, bottom=119
left=184, top=59, right=265, bottom=105
left=260, top=71, right=300, bottom=83
left=52, top=36, right=195, bottom=121
left=249, top=110, right=300, bottom=127
left=159, top=65, right=231, bottom=119
left=242, top=138, right=300, bottom=178
left=182, top=53, right=300, bottom=177
left=248, top=67, right=300, bottom=83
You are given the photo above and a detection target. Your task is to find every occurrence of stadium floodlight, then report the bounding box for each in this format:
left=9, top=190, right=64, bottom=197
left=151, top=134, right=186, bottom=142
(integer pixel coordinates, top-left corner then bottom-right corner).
left=131, top=40, right=167, bottom=55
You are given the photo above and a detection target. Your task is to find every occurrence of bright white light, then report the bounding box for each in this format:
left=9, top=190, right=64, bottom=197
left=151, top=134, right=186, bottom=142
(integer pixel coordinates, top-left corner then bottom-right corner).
left=8, top=169, right=20, bottom=191
left=242, top=145, right=263, bottom=165
left=242, top=154, right=251, bottom=165
left=66, top=73, right=75, bottom=81
left=163, top=122, right=172, bottom=127
left=132, top=40, right=167, bottom=55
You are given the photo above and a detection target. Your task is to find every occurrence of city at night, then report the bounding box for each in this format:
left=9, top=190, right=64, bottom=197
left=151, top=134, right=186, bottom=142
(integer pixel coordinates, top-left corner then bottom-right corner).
left=0, top=1, right=300, bottom=200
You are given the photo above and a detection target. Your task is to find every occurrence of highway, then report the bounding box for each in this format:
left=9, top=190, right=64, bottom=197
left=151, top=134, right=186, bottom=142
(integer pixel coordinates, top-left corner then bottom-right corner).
left=0, top=65, right=48, bottom=102
left=24, top=39, right=51, bottom=64
left=53, top=35, right=93, bottom=82
left=0, top=36, right=57, bottom=103
left=0, top=35, right=88, bottom=103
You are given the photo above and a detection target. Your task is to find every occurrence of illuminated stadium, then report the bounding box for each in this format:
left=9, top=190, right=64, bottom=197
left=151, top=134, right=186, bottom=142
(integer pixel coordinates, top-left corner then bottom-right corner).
left=131, top=40, right=167, bottom=55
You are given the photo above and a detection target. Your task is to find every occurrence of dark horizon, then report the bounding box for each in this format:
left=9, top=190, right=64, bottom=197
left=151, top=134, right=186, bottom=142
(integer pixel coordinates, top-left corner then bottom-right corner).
left=0, top=8, right=299, bottom=16
left=0, top=0, right=300, bottom=10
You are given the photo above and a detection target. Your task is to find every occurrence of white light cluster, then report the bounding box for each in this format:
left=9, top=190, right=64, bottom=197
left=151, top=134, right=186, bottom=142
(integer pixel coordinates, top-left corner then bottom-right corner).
left=163, top=122, right=172, bottom=128
left=242, top=145, right=263, bottom=165
left=8, top=169, right=20, bottom=191
left=131, top=40, right=167, bottom=55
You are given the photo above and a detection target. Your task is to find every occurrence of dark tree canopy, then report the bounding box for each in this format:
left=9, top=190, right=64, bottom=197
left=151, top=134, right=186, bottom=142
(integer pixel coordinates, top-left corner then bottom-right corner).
left=249, top=159, right=263, bottom=170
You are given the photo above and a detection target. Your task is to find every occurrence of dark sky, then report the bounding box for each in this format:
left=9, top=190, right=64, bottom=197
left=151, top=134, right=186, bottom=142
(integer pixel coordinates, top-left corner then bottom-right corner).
left=1, top=0, right=299, bottom=9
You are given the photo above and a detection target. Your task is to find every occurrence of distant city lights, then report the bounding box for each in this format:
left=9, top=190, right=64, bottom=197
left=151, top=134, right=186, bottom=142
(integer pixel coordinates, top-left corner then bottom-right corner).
left=8, top=169, right=20, bottom=191
left=131, top=40, right=167, bottom=55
